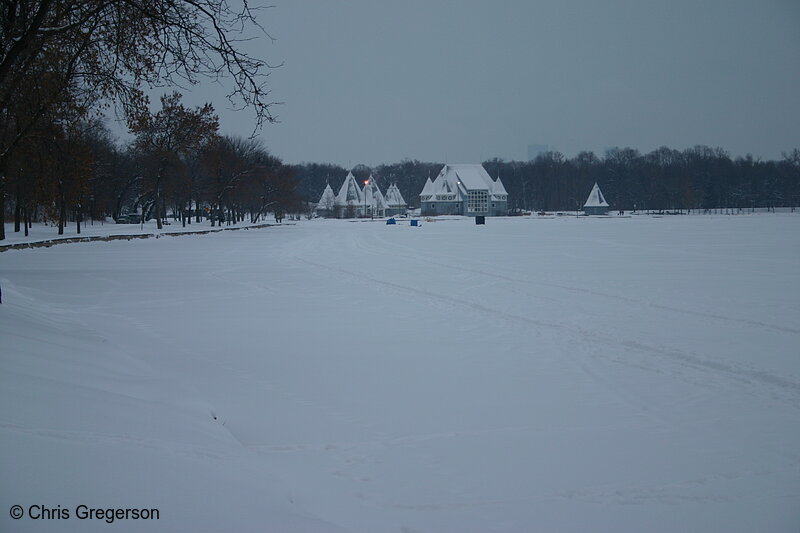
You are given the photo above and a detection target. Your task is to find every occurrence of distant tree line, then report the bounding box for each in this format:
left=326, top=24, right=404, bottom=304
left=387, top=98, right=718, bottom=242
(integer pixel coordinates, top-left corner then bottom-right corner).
left=487, top=147, right=800, bottom=213
left=293, top=147, right=800, bottom=215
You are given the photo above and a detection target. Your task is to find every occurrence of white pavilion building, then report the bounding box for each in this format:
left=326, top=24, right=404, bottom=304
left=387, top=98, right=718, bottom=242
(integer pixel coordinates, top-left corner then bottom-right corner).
left=385, top=184, right=407, bottom=216
left=583, top=182, right=610, bottom=215
left=419, top=164, right=508, bottom=216
left=316, top=171, right=403, bottom=218
left=362, top=175, right=388, bottom=218
left=315, top=183, right=337, bottom=218
left=333, top=171, right=364, bottom=218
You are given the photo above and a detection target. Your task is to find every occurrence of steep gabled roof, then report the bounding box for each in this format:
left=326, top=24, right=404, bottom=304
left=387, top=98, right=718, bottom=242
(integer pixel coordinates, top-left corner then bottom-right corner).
left=583, top=182, right=609, bottom=208
left=316, top=184, right=336, bottom=210
left=419, top=177, right=434, bottom=199
left=385, top=184, right=407, bottom=207
left=492, top=177, right=508, bottom=196
left=363, top=175, right=388, bottom=209
left=335, top=171, right=364, bottom=206
left=428, top=164, right=493, bottom=196
left=449, top=164, right=493, bottom=191
left=419, top=164, right=500, bottom=201
left=433, top=175, right=456, bottom=194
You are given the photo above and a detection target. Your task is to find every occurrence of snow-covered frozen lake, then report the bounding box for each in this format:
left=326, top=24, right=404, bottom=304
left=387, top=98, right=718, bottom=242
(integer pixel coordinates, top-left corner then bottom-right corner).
left=2, top=214, right=799, bottom=532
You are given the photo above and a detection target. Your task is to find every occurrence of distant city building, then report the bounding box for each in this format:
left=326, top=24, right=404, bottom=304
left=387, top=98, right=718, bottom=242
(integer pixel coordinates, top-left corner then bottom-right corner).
left=527, top=144, right=549, bottom=161
left=583, top=182, right=610, bottom=215
left=419, top=164, right=508, bottom=217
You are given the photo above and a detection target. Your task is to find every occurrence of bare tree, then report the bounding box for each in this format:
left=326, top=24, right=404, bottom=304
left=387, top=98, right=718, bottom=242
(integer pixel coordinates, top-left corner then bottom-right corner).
left=1, top=0, right=278, bottom=239
left=129, top=92, right=218, bottom=229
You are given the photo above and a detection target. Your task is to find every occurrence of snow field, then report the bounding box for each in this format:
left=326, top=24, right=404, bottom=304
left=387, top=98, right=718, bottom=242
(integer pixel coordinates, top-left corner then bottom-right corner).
left=1, top=214, right=799, bottom=532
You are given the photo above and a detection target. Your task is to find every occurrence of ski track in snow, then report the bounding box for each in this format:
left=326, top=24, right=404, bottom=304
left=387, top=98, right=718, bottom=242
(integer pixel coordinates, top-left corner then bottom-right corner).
left=292, top=255, right=800, bottom=407
left=244, top=218, right=799, bottom=531
left=367, top=226, right=800, bottom=335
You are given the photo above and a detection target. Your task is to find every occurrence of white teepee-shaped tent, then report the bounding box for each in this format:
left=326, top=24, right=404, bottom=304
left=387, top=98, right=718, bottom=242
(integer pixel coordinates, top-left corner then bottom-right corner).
left=583, top=182, right=609, bottom=215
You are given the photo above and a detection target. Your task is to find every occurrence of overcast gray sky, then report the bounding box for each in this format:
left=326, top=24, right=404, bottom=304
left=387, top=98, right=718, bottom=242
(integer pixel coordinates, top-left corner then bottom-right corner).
left=174, top=0, right=800, bottom=165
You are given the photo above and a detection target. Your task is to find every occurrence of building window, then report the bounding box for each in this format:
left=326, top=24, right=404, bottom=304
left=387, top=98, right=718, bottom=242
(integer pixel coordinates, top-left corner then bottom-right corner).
left=492, top=203, right=496, bottom=208
left=467, top=191, right=488, bottom=213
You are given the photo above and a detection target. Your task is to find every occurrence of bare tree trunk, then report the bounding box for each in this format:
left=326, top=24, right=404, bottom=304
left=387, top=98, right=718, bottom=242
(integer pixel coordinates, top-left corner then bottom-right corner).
left=0, top=174, right=6, bottom=241
left=24, top=205, right=29, bottom=236
left=76, top=203, right=81, bottom=234
left=58, top=181, right=65, bottom=235
left=156, top=186, right=163, bottom=229
left=14, top=182, right=21, bottom=232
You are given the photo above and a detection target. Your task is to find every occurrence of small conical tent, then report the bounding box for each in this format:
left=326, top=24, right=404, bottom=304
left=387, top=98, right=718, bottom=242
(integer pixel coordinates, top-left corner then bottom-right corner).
left=583, top=182, right=609, bottom=215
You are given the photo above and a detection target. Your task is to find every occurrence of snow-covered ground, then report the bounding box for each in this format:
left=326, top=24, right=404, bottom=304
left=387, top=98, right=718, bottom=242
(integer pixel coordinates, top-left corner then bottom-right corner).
left=2, top=214, right=799, bottom=532
left=0, top=218, right=280, bottom=247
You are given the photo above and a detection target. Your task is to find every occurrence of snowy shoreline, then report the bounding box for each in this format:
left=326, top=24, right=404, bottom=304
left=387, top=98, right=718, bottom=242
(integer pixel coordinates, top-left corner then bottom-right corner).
left=0, top=221, right=286, bottom=251
left=3, top=208, right=796, bottom=250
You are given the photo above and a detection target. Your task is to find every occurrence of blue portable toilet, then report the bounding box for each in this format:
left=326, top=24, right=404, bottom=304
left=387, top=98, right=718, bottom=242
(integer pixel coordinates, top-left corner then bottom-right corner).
left=386, top=218, right=396, bottom=225
left=410, top=219, right=419, bottom=227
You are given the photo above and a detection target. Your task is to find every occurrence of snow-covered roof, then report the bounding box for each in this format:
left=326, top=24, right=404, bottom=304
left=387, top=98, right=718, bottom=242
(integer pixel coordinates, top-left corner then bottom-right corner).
left=363, top=175, right=388, bottom=210
left=449, top=164, right=492, bottom=191
left=432, top=175, right=457, bottom=195
left=385, top=184, right=407, bottom=207
left=316, top=184, right=336, bottom=210
left=492, top=178, right=508, bottom=197
left=427, top=166, right=465, bottom=199
left=583, top=182, right=609, bottom=208
left=421, top=164, right=507, bottom=201
left=419, top=177, right=434, bottom=200
left=335, top=171, right=364, bottom=206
